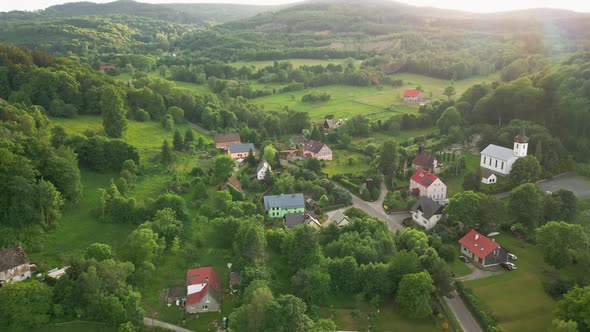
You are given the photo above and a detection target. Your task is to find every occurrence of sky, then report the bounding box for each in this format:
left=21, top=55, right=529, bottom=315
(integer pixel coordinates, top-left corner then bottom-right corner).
left=2, top=0, right=590, bottom=13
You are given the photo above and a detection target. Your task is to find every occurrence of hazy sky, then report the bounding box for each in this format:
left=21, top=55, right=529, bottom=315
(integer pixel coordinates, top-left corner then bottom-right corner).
left=2, top=0, right=590, bottom=13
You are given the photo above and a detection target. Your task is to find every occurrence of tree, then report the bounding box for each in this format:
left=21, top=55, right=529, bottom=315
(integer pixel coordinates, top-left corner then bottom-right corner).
left=549, top=319, right=579, bottom=332
left=536, top=221, right=589, bottom=268
left=317, top=194, right=329, bottom=208
left=389, top=250, right=420, bottom=294
left=508, top=183, right=544, bottom=230
left=443, top=85, right=456, bottom=100
left=172, top=129, right=184, bottom=151
left=167, top=106, right=184, bottom=124
left=234, top=220, right=267, bottom=265
left=444, top=191, right=481, bottom=226
left=378, top=140, right=399, bottom=177
left=184, top=129, right=195, bottom=149
left=291, top=265, right=331, bottom=304
left=100, top=85, right=127, bottom=138
left=509, top=155, right=542, bottom=187
left=262, top=144, right=278, bottom=166
left=149, top=208, right=183, bottom=245
left=310, top=125, right=322, bottom=141
left=0, top=281, right=53, bottom=330
left=283, top=225, right=323, bottom=273
left=462, top=171, right=481, bottom=191
left=398, top=229, right=429, bottom=255
left=557, top=286, right=590, bottom=331
left=396, top=271, right=434, bottom=318
left=121, top=228, right=164, bottom=266
left=311, top=319, right=337, bottom=332
left=161, top=114, right=174, bottom=130
left=437, top=106, right=462, bottom=135
left=212, top=155, right=235, bottom=183
left=85, top=243, right=113, bottom=261
left=42, top=146, right=82, bottom=203
left=160, top=140, right=172, bottom=164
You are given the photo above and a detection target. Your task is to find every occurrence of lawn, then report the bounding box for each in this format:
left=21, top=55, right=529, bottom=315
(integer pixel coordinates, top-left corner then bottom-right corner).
left=41, top=321, right=116, bottom=332
left=323, top=149, right=372, bottom=176
left=390, top=72, right=500, bottom=99
left=463, top=234, right=557, bottom=332
left=449, top=244, right=473, bottom=277
left=229, top=58, right=356, bottom=70
left=443, top=153, right=481, bottom=196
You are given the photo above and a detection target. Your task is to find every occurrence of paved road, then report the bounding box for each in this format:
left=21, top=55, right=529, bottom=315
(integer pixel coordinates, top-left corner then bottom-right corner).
left=537, top=174, right=590, bottom=199
left=444, top=294, right=484, bottom=332
left=348, top=182, right=406, bottom=231
left=456, top=263, right=501, bottom=282
left=143, top=317, right=194, bottom=332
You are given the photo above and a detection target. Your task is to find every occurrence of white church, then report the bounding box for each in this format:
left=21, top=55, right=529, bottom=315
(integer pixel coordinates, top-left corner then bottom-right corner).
left=480, top=131, right=528, bottom=184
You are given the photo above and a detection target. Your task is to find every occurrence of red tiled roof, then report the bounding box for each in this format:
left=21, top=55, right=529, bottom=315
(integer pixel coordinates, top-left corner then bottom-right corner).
left=403, top=89, right=422, bottom=97
left=186, top=267, right=221, bottom=306
left=223, top=176, right=242, bottom=191
left=304, top=140, right=325, bottom=154
left=410, top=169, right=439, bottom=188
left=458, top=230, right=501, bottom=260
left=214, top=133, right=241, bottom=144
left=412, top=151, right=437, bottom=169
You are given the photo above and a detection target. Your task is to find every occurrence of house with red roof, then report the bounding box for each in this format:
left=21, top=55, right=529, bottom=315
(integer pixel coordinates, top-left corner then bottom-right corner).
left=409, top=169, right=447, bottom=203
left=459, top=230, right=508, bottom=267
left=303, top=140, right=332, bottom=161
left=412, top=144, right=440, bottom=173
left=403, top=89, right=423, bottom=103
left=185, top=267, right=221, bottom=313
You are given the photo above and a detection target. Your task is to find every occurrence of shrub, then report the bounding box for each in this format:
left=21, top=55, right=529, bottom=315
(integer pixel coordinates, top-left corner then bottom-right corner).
left=135, top=108, right=150, bottom=122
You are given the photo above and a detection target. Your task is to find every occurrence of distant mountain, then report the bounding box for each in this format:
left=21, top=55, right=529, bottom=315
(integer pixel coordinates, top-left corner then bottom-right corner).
left=3, top=0, right=283, bottom=25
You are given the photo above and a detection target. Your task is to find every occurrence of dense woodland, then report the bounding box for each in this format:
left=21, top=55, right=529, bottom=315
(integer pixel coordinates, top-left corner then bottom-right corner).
left=1, top=0, right=590, bottom=331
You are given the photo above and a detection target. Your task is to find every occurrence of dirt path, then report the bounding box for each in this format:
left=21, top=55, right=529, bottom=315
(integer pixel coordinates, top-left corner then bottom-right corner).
left=143, top=317, right=194, bottom=332
left=456, top=263, right=501, bottom=282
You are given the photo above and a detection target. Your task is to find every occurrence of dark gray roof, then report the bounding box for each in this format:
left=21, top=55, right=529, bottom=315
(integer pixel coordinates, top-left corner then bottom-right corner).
left=264, top=193, right=305, bottom=210
left=480, top=144, right=514, bottom=161
left=411, top=197, right=443, bottom=219
left=284, top=212, right=317, bottom=228
left=330, top=211, right=349, bottom=225
left=0, top=246, right=29, bottom=272
left=228, top=143, right=255, bottom=154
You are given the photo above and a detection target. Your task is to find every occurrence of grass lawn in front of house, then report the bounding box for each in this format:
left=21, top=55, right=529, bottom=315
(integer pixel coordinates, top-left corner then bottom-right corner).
left=322, top=149, right=373, bottom=177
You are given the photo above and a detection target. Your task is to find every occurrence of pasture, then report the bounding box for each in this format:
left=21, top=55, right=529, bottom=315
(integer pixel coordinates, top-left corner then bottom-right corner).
left=229, top=58, right=355, bottom=69
left=463, top=234, right=557, bottom=332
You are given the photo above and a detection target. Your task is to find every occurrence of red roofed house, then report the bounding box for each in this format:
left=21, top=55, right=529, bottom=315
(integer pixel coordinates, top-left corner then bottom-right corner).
left=409, top=169, right=447, bottom=203
left=303, top=140, right=333, bottom=161
left=98, top=65, right=116, bottom=72
left=459, top=230, right=508, bottom=267
left=412, top=144, right=440, bottom=173
left=403, top=89, right=423, bottom=103
left=185, top=267, right=221, bottom=313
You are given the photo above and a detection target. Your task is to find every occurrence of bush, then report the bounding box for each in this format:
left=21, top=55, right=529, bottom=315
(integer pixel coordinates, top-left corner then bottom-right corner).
left=542, top=271, right=574, bottom=300
left=437, top=244, right=456, bottom=262
left=456, top=283, right=498, bottom=331
left=135, top=108, right=150, bottom=122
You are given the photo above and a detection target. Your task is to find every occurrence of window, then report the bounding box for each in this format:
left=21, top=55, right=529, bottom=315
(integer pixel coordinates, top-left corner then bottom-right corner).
left=501, top=161, right=504, bottom=170
left=483, top=156, right=486, bottom=164
left=516, top=144, right=519, bottom=149
left=495, top=160, right=498, bottom=168
left=489, top=158, right=492, bottom=166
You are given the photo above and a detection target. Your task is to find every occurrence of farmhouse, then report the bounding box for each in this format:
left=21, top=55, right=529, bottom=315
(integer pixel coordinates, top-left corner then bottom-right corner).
left=185, top=267, right=221, bottom=313
left=214, top=132, right=241, bottom=150
left=411, top=197, right=444, bottom=229
left=227, top=143, right=255, bottom=159
left=480, top=131, right=528, bottom=182
left=403, top=89, right=423, bottom=103
left=330, top=211, right=350, bottom=227
left=459, top=230, right=508, bottom=267
left=324, top=119, right=343, bottom=130
left=257, top=160, right=272, bottom=181
left=412, top=144, right=440, bottom=173
left=409, top=169, right=447, bottom=203
left=284, top=212, right=321, bottom=229
left=0, top=246, right=32, bottom=284
left=303, top=140, right=333, bottom=161
left=263, top=193, right=305, bottom=218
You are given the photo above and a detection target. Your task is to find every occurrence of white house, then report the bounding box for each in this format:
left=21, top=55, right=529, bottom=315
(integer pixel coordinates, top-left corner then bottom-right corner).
left=410, top=169, right=447, bottom=203
left=480, top=132, right=528, bottom=182
left=481, top=170, right=497, bottom=184
left=257, top=160, right=271, bottom=181
left=0, top=247, right=32, bottom=284
left=411, top=197, right=444, bottom=229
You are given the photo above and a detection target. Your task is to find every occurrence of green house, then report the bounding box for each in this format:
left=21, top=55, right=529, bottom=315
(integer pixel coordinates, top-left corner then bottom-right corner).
left=263, top=193, right=305, bottom=218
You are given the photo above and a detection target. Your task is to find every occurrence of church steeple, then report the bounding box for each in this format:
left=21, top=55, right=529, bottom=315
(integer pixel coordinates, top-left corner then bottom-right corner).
left=513, top=128, right=528, bottom=157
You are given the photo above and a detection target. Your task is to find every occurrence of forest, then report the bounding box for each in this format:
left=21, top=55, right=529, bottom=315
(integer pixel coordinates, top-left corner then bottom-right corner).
left=1, top=0, right=590, bottom=331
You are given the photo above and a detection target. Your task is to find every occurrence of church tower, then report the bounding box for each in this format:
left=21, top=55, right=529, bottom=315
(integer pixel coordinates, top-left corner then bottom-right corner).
left=513, top=129, right=528, bottom=157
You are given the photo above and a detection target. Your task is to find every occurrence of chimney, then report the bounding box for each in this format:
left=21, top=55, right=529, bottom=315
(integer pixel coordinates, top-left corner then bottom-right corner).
left=205, top=277, right=209, bottom=283
left=418, top=143, right=425, bottom=154
left=475, top=234, right=479, bottom=240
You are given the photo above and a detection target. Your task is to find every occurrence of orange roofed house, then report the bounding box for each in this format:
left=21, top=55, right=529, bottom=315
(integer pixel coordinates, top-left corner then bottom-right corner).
left=214, top=133, right=241, bottom=150
left=403, top=89, right=423, bottom=103
left=185, top=267, right=221, bottom=313
left=459, top=230, right=508, bottom=267
left=409, top=169, right=447, bottom=203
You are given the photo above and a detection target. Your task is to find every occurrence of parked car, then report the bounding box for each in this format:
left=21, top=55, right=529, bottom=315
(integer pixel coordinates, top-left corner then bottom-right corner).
left=500, top=262, right=517, bottom=271
left=459, top=255, right=469, bottom=263
left=221, top=317, right=228, bottom=330
left=508, top=253, right=518, bottom=261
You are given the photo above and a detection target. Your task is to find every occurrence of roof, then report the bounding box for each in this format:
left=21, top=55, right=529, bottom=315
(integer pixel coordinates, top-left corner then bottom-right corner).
left=304, top=140, right=326, bottom=154
left=284, top=212, right=319, bottom=228
left=228, top=143, right=255, bottom=154
left=480, top=144, right=514, bottom=161
left=410, top=169, right=440, bottom=188
left=222, top=176, right=242, bottom=191
left=47, top=267, right=69, bottom=279
left=330, top=211, right=349, bottom=225
left=411, top=197, right=443, bottom=219
left=403, top=89, right=422, bottom=97
left=412, top=151, right=437, bottom=169
left=257, top=160, right=271, bottom=173
left=514, top=132, right=529, bottom=143
left=229, top=272, right=240, bottom=285
left=264, top=193, right=305, bottom=211
left=186, top=267, right=221, bottom=306
left=0, top=246, right=29, bottom=272
left=481, top=170, right=495, bottom=179
left=458, top=230, right=501, bottom=260
left=214, top=133, right=241, bottom=144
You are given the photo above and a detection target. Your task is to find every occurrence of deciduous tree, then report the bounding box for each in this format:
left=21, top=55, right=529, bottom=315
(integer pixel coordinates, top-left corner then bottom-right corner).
left=396, top=271, right=434, bottom=318
left=536, top=221, right=589, bottom=268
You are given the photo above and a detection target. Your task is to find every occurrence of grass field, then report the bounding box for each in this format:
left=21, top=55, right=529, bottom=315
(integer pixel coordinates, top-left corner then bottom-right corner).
left=41, top=321, right=116, bottom=332
left=229, top=58, right=355, bottom=69
left=323, top=149, right=372, bottom=176
left=463, top=234, right=557, bottom=332
left=390, top=72, right=500, bottom=99
left=443, top=153, right=481, bottom=195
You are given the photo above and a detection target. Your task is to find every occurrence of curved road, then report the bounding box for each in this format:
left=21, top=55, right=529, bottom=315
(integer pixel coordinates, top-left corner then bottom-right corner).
left=348, top=181, right=407, bottom=231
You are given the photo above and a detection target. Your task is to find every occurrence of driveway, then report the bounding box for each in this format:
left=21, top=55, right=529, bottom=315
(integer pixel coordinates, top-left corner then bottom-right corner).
left=537, top=174, right=590, bottom=199
left=143, top=317, right=194, bottom=332
left=443, top=294, right=484, bottom=332
left=349, top=182, right=406, bottom=231
left=456, top=263, right=501, bottom=282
